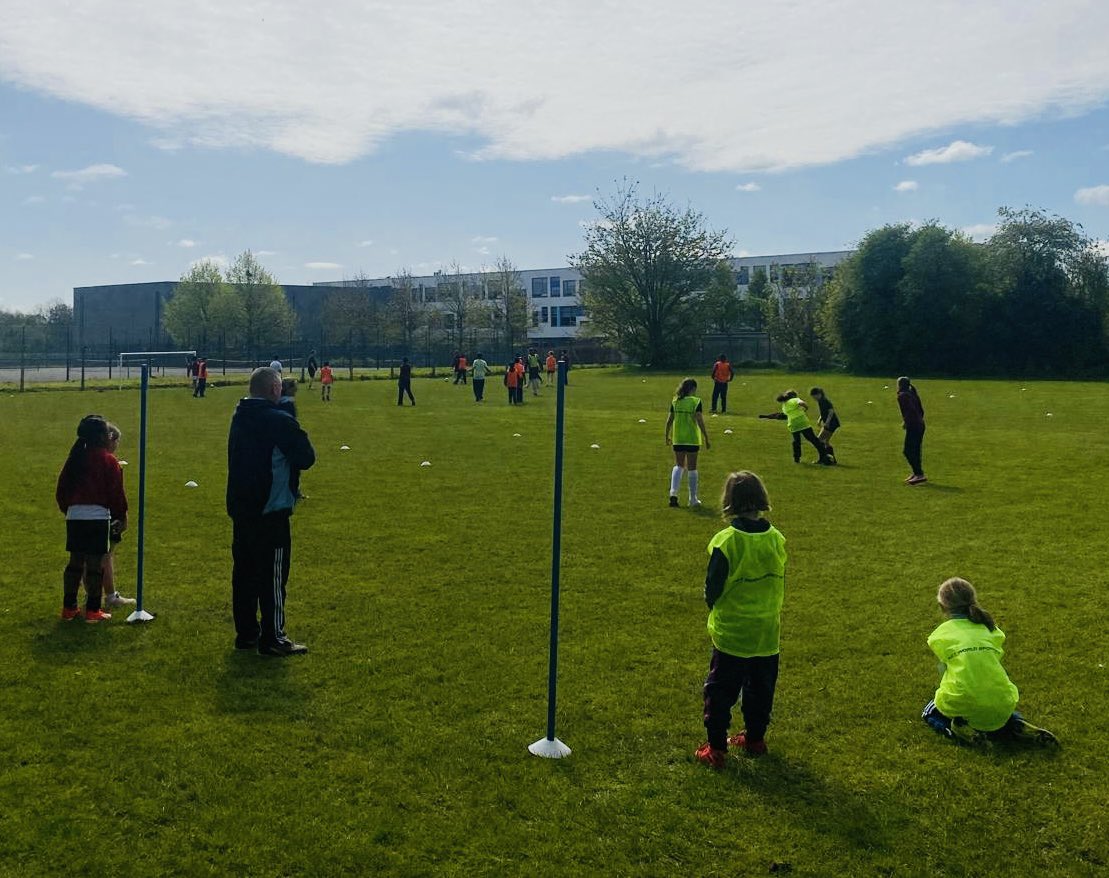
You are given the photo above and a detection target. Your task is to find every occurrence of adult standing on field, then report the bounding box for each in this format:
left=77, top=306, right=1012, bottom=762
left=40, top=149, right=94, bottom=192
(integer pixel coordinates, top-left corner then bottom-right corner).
left=897, top=377, right=927, bottom=485
left=710, top=354, right=734, bottom=414
left=470, top=352, right=489, bottom=402
left=306, top=351, right=318, bottom=389
left=227, top=367, right=316, bottom=656
left=193, top=358, right=208, bottom=398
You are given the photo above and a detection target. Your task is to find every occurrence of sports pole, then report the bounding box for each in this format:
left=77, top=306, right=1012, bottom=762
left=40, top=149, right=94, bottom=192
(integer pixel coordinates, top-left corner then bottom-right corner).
left=529, top=358, right=571, bottom=758
left=127, top=364, right=155, bottom=623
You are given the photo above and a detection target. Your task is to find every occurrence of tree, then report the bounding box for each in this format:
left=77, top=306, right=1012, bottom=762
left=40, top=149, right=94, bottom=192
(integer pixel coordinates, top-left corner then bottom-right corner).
left=763, top=261, right=834, bottom=369
left=701, top=260, right=742, bottom=335
left=386, top=269, right=426, bottom=354
left=225, top=251, right=296, bottom=361
left=488, top=256, right=528, bottom=355
left=572, top=181, right=732, bottom=366
left=163, top=260, right=230, bottom=349
left=439, top=261, right=478, bottom=350
left=740, top=266, right=770, bottom=330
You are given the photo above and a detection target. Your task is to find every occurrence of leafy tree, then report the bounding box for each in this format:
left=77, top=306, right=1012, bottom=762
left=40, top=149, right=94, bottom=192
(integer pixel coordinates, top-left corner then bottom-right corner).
left=764, top=261, right=833, bottom=369
left=386, top=269, right=426, bottom=354
left=572, top=181, right=732, bottom=366
left=740, top=266, right=770, bottom=330
left=439, top=261, right=478, bottom=350
left=701, top=260, right=742, bottom=334
left=225, top=251, right=296, bottom=361
left=488, top=256, right=528, bottom=354
left=163, top=260, right=230, bottom=349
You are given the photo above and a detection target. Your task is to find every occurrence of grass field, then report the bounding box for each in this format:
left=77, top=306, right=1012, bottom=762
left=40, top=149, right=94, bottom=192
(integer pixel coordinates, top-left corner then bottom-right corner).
left=0, top=368, right=1106, bottom=877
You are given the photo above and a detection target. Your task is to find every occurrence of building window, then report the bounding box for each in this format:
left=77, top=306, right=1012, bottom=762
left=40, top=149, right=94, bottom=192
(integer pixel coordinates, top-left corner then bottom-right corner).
left=550, top=307, right=560, bottom=327
left=540, top=306, right=549, bottom=323
left=736, top=267, right=749, bottom=285
left=559, top=305, right=580, bottom=327
left=549, top=276, right=561, bottom=297
left=531, top=277, right=548, bottom=298
left=532, top=309, right=540, bottom=328
left=563, top=279, right=577, bottom=297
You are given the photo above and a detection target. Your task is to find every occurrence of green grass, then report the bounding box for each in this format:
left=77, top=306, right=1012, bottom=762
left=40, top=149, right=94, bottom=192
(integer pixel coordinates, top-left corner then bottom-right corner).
left=0, top=370, right=1106, bottom=877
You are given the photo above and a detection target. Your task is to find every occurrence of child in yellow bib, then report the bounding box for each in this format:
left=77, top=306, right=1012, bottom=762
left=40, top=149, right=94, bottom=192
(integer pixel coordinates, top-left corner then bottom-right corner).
left=664, top=378, right=711, bottom=508
left=695, top=471, right=786, bottom=769
left=758, top=390, right=832, bottom=465
left=922, top=578, right=1057, bottom=746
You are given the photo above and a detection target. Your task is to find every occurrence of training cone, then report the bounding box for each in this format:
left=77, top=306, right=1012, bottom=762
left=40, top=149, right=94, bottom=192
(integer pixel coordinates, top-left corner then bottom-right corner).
left=529, top=736, right=571, bottom=759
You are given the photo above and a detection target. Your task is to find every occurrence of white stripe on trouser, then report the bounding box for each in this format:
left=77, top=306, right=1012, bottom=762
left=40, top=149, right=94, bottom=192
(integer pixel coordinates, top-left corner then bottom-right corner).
left=272, top=547, right=286, bottom=639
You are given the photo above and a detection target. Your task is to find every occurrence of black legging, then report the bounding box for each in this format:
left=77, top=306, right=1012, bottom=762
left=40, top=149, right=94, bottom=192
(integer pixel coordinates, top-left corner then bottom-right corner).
left=711, top=381, right=729, bottom=412
left=397, top=382, right=414, bottom=405
left=792, top=427, right=829, bottom=463
left=904, top=425, right=925, bottom=477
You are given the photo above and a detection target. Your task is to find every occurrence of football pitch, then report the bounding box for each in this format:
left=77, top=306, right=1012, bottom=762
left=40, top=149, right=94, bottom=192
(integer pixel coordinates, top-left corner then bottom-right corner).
left=0, top=368, right=1106, bottom=877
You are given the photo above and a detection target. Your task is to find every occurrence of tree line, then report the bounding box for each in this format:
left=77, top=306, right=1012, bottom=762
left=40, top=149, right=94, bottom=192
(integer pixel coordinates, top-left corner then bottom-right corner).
left=574, top=183, right=1109, bottom=376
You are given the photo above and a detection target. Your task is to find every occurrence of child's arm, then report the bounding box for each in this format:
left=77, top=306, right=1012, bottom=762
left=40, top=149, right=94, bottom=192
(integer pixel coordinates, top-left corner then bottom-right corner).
left=758, top=412, right=787, bottom=420
left=695, top=411, right=711, bottom=449
left=664, top=410, right=674, bottom=445
left=704, top=549, right=729, bottom=608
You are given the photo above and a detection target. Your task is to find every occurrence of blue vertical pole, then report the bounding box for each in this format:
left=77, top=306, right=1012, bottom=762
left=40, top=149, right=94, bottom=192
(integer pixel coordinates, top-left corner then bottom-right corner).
left=544, top=359, right=568, bottom=742
left=134, top=364, right=149, bottom=611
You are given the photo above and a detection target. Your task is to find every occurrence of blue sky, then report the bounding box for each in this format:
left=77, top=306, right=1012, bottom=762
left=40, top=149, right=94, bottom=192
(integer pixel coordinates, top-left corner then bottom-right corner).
left=2, top=0, right=1108, bottom=311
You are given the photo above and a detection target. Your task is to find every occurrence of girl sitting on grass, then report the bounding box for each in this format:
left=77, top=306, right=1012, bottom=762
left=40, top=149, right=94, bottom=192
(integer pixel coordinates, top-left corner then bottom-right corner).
left=758, top=390, right=832, bottom=465
left=696, top=471, right=786, bottom=769
left=922, top=577, right=1057, bottom=746
left=664, top=378, right=711, bottom=508
left=55, top=415, right=128, bottom=623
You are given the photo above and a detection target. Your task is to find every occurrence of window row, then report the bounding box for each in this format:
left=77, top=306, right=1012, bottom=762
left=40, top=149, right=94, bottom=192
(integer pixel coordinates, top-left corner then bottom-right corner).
left=531, top=305, right=584, bottom=327
left=530, top=277, right=579, bottom=298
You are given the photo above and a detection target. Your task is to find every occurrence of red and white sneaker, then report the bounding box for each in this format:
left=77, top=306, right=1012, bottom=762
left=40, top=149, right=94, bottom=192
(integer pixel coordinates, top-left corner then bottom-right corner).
left=907, top=475, right=928, bottom=486
left=727, top=730, right=768, bottom=756
left=694, top=742, right=727, bottom=770
left=60, top=607, right=81, bottom=621
left=84, top=609, right=112, bottom=624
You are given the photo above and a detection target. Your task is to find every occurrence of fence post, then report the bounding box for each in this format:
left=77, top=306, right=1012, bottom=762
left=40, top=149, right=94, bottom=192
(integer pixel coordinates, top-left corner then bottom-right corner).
left=80, top=345, right=86, bottom=390
left=65, top=326, right=71, bottom=382
left=221, top=332, right=227, bottom=376
left=108, top=328, right=113, bottom=381
left=348, top=329, right=354, bottom=381
left=19, top=326, right=26, bottom=393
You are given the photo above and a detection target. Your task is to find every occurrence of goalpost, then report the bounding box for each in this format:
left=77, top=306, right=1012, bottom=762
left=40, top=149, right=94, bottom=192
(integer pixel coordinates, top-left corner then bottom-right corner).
left=117, top=350, right=196, bottom=623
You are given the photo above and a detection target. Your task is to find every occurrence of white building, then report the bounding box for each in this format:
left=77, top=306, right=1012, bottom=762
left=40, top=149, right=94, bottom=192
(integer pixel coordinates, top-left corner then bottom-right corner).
left=313, top=250, right=851, bottom=343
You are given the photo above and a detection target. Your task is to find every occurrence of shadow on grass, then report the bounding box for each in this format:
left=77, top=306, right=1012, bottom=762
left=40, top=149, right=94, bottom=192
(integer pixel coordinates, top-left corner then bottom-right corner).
left=29, top=618, right=119, bottom=663
left=921, top=483, right=963, bottom=493
left=724, top=753, right=911, bottom=852
left=212, top=650, right=312, bottom=716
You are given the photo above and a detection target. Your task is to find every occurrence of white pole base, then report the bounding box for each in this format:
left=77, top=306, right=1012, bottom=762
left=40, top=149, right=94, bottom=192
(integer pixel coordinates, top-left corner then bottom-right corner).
left=126, top=609, right=156, bottom=623
left=529, top=736, right=571, bottom=758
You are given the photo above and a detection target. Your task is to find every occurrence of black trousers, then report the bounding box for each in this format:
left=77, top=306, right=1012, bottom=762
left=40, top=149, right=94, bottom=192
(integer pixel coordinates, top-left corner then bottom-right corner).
left=703, top=649, right=779, bottom=749
left=194, top=378, right=207, bottom=398
left=904, top=426, right=925, bottom=476
left=397, top=381, right=414, bottom=405
left=473, top=378, right=485, bottom=401
left=711, top=381, right=728, bottom=412
left=232, top=514, right=292, bottom=646
left=792, top=427, right=828, bottom=462
left=454, top=369, right=468, bottom=384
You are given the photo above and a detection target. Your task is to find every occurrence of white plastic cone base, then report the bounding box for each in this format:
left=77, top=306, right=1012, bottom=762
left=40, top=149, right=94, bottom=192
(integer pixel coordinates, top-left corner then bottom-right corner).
left=529, top=736, right=571, bottom=758
left=126, top=609, right=156, bottom=623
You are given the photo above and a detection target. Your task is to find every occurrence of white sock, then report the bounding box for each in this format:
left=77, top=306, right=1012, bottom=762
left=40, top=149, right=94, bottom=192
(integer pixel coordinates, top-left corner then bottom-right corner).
left=688, top=471, right=700, bottom=502
left=670, top=466, right=683, bottom=496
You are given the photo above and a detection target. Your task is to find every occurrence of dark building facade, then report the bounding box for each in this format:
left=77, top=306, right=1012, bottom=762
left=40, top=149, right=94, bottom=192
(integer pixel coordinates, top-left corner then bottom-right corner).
left=73, top=281, right=391, bottom=352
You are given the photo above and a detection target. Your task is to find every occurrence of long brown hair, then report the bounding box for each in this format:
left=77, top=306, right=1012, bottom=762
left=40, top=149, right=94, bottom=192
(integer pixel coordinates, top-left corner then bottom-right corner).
left=59, top=414, right=110, bottom=489
left=674, top=378, right=698, bottom=399
left=721, top=471, right=770, bottom=518
left=775, top=389, right=798, bottom=403
left=937, top=577, right=996, bottom=631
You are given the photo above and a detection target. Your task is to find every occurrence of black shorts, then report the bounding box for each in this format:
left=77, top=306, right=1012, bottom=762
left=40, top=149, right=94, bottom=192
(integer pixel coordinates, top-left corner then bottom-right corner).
left=673, top=444, right=700, bottom=454
left=66, top=519, right=110, bottom=555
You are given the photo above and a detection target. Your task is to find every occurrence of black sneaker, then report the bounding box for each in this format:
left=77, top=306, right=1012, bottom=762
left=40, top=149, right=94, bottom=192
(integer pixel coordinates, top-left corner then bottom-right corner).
left=669, top=495, right=679, bottom=508
left=234, top=637, right=259, bottom=650
left=258, top=639, right=309, bottom=657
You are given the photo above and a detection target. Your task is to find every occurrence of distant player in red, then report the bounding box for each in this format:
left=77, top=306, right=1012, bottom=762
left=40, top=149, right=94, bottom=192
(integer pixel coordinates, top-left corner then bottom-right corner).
left=545, top=351, right=557, bottom=386
left=193, top=358, right=209, bottom=398
left=710, top=354, right=734, bottom=413
left=320, top=362, right=334, bottom=402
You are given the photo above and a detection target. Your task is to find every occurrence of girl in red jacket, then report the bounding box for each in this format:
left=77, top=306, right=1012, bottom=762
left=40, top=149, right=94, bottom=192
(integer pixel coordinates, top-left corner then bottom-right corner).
left=55, top=415, right=128, bottom=623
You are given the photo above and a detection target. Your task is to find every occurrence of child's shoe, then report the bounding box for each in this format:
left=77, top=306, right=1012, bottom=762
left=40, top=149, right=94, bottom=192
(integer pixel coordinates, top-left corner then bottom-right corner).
left=105, top=592, right=136, bottom=608
left=669, top=495, right=679, bottom=508
left=84, top=609, right=112, bottom=624
left=60, top=607, right=81, bottom=621
left=1008, top=718, right=1059, bottom=746
left=689, top=498, right=701, bottom=508
left=950, top=719, right=986, bottom=745
left=694, top=742, right=727, bottom=770
left=727, top=730, right=768, bottom=756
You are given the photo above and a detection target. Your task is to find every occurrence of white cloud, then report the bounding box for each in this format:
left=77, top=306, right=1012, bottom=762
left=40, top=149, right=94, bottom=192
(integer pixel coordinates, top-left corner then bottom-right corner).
left=904, top=140, right=993, bottom=166
left=50, top=163, right=127, bottom=187
left=15, top=252, right=34, bottom=260
left=174, top=238, right=197, bottom=248
left=961, top=223, right=998, bottom=241
left=471, top=235, right=498, bottom=244
left=356, top=239, right=374, bottom=247
left=893, top=180, right=919, bottom=192
left=305, top=261, right=342, bottom=270
left=1074, top=185, right=1109, bottom=206
left=734, top=182, right=761, bottom=192
left=22, top=194, right=45, bottom=204
left=129, top=257, right=152, bottom=266
left=551, top=194, right=591, bottom=204
left=0, top=4, right=1106, bottom=172
left=475, top=246, right=491, bottom=256
left=1000, top=149, right=1033, bottom=162
left=192, top=254, right=228, bottom=269
left=5, top=164, right=38, bottom=174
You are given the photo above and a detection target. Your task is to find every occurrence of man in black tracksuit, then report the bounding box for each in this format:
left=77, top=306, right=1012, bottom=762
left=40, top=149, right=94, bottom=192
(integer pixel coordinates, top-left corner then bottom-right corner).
left=227, top=367, right=316, bottom=656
